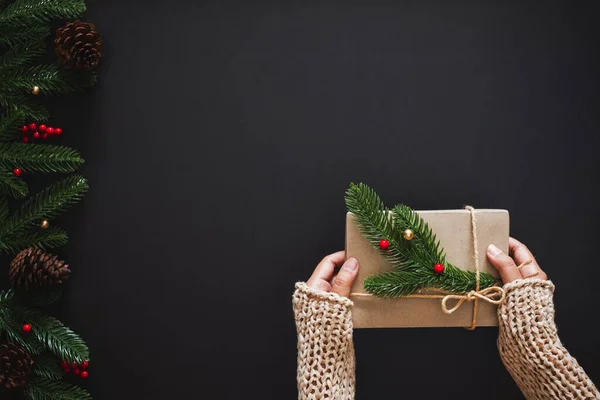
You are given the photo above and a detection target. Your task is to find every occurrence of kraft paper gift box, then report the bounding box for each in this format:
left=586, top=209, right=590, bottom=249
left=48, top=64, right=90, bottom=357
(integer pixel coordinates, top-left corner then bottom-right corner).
left=345, top=209, right=509, bottom=328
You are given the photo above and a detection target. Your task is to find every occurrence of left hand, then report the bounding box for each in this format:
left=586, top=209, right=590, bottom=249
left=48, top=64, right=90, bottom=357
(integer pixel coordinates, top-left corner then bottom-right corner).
left=306, top=251, right=359, bottom=298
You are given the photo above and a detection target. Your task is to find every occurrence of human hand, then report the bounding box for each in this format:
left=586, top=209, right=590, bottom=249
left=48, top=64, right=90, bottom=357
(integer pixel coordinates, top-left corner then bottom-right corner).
left=306, top=251, right=359, bottom=298
left=487, top=237, right=548, bottom=283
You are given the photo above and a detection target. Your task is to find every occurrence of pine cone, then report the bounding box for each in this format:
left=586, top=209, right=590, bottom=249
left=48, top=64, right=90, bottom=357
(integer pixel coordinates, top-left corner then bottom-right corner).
left=54, top=20, right=102, bottom=70
left=9, top=248, right=71, bottom=290
left=0, top=342, right=32, bottom=389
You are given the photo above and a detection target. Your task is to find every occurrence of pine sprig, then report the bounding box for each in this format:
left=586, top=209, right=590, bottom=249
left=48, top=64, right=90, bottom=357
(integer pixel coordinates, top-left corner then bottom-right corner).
left=0, top=175, right=88, bottom=248
left=0, top=142, right=84, bottom=173
left=0, top=0, right=85, bottom=30
left=345, top=183, right=406, bottom=267
left=28, top=313, right=89, bottom=362
left=0, top=193, right=8, bottom=221
left=0, top=40, right=45, bottom=72
left=0, top=25, right=50, bottom=48
left=0, top=65, right=97, bottom=96
left=346, top=183, right=499, bottom=298
left=0, top=226, right=68, bottom=253
left=0, top=110, right=26, bottom=141
left=0, top=93, right=50, bottom=122
left=0, top=168, right=29, bottom=198
left=32, top=354, right=64, bottom=381
left=25, top=377, right=91, bottom=400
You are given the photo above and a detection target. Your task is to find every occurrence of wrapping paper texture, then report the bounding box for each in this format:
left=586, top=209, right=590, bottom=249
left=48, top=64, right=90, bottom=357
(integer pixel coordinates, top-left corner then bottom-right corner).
left=345, top=209, right=509, bottom=328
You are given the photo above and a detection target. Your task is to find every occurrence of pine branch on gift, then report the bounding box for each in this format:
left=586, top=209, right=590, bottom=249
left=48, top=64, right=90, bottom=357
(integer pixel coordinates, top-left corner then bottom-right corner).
left=345, top=183, right=498, bottom=298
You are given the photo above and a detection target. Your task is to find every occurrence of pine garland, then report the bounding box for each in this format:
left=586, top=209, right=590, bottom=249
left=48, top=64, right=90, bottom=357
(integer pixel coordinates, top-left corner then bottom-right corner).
left=0, top=0, right=97, bottom=396
left=345, top=183, right=498, bottom=298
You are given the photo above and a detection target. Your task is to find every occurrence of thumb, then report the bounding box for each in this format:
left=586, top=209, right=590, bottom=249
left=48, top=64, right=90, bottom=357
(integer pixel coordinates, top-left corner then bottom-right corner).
left=487, top=244, right=521, bottom=283
left=331, top=258, right=359, bottom=298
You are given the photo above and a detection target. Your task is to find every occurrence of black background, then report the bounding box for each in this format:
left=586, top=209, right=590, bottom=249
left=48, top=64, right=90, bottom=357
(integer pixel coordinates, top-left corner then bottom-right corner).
left=38, top=0, right=600, bottom=398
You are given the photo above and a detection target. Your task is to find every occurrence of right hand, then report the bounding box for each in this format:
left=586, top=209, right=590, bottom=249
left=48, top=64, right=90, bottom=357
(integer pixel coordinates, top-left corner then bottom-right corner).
left=487, top=237, right=548, bottom=283
left=306, top=251, right=360, bottom=298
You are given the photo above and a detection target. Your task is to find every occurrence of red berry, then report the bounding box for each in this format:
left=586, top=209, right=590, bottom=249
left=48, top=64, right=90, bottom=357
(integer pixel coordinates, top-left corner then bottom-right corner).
left=28, top=123, right=36, bottom=131
left=55, top=127, right=63, bottom=135
left=38, top=124, right=47, bottom=132
left=80, top=371, right=89, bottom=379
left=22, top=137, right=29, bottom=143
left=42, top=133, right=49, bottom=140
left=80, top=361, right=89, bottom=369
left=73, top=368, right=81, bottom=376
left=71, top=362, right=78, bottom=369
left=22, top=324, right=32, bottom=333
left=46, top=126, right=55, bottom=135
left=61, top=360, right=69, bottom=369
left=379, top=239, right=389, bottom=250
left=64, top=368, right=71, bottom=374
left=22, top=125, right=29, bottom=134
left=434, top=263, right=445, bottom=274
left=33, top=131, right=41, bottom=139
left=13, top=168, right=22, bottom=177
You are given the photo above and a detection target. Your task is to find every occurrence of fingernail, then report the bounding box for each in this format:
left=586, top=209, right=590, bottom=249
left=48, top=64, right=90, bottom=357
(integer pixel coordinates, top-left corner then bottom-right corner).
left=343, top=258, right=358, bottom=271
left=488, top=244, right=502, bottom=256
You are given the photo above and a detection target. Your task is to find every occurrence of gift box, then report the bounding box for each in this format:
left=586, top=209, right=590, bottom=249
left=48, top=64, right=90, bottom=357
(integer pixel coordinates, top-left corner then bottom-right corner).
left=345, top=209, right=509, bottom=328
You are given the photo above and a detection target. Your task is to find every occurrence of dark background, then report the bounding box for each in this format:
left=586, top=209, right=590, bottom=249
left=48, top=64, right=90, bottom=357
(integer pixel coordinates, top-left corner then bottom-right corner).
left=45, top=1, right=600, bottom=398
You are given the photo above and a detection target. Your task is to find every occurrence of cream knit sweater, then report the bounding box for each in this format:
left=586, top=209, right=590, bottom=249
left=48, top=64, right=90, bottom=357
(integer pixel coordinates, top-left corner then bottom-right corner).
left=293, top=278, right=599, bottom=400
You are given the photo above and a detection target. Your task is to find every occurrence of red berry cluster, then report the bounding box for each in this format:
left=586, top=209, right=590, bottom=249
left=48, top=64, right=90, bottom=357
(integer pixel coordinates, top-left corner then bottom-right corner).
left=61, top=360, right=90, bottom=379
left=21, top=122, right=63, bottom=143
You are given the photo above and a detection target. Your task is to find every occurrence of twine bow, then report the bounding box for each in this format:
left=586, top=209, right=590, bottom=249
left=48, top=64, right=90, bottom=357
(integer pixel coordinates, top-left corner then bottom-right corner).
left=440, top=286, right=506, bottom=315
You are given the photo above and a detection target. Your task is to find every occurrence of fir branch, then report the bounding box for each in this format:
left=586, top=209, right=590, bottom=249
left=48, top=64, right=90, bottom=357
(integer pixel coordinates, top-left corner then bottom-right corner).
left=0, top=110, right=26, bottom=141
left=0, top=303, right=43, bottom=355
left=0, top=65, right=97, bottom=96
left=0, top=0, right=85, bottom=30
left=0, top=168, right=29, bottom=198
left=364, top=271, right=431, bottom=298
left=0, top=226, right=68, bottom=254
left=0, top=175, right=88, bottom=244
left=25, top=377, right=91, bottom=400
left=0, top=40, right=45, bottom=72
left=0, top=94, right=50, bottom=122
left=0, top=193, right=8, bottom=222
left=345, top=183, right=407, bottom=267
left=0, top=142, right=84, bottom=173
left=391, top=204, right=446, bottom=269
left=32, top=353, right=64, bottom=381
left=0, top=25, right=50, bottom=48
left=28, top=313, right=89, bottom=362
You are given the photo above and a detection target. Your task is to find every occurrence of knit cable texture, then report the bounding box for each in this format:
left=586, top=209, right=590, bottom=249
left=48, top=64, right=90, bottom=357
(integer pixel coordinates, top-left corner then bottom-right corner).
left=293, top=282, right=355, bottom=400
left=498, top=278, right=599, bottom=399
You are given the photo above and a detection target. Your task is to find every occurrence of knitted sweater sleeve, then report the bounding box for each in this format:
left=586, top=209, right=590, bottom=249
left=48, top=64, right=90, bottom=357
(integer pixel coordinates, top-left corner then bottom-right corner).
left=498, top=279, right=600, bottom=399
left=292, top=282, right=355, bottom=400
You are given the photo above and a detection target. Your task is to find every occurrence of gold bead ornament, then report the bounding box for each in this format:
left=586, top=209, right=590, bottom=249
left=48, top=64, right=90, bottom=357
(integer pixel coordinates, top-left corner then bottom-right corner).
left=403, top=229, right=414, bottom=241
left=40, top=220, right=50, bottom=229
left=31, top=86, right=40, bottom=95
